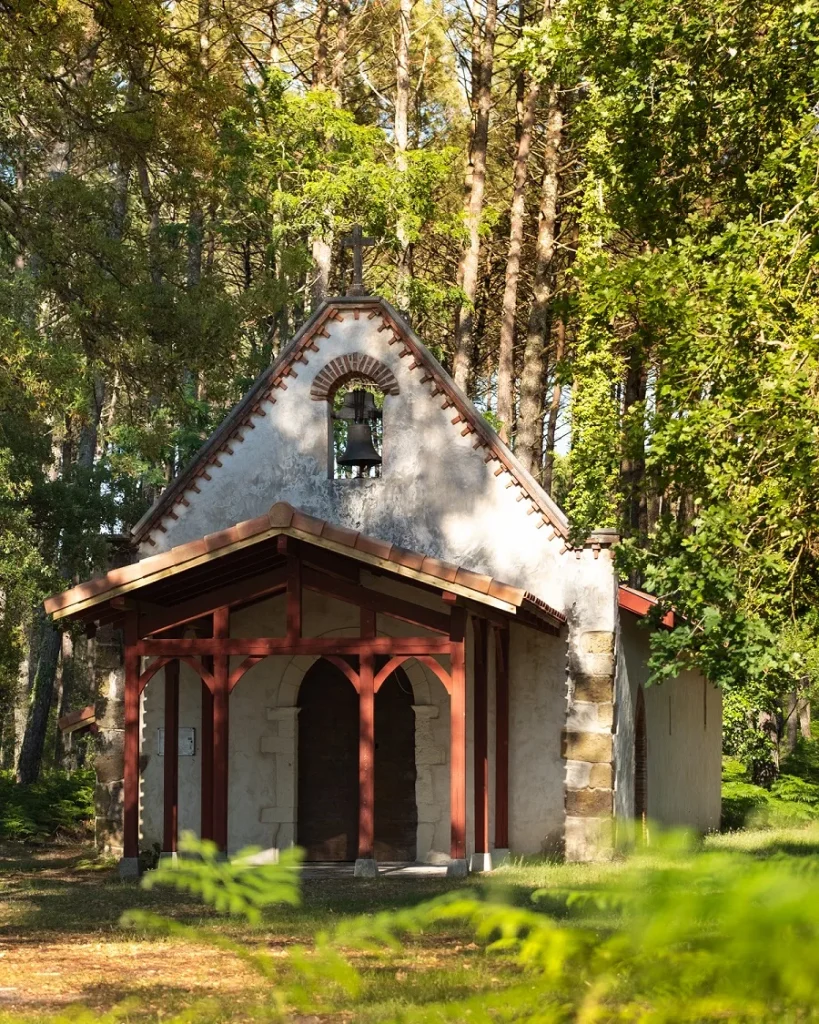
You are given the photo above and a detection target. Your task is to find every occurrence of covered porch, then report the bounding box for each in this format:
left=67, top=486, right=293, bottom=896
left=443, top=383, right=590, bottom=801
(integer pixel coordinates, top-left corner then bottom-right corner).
left=45, top=502, right=565, bottom=876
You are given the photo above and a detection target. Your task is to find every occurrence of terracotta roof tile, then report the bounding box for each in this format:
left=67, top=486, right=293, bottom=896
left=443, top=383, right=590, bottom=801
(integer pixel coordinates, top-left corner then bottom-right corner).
left=355, top=534, right=394, bottom=560
left=420, top=555, right=459, bottom=584
left=454, top=567, right=493, bottom=595
left=322, top=522, right=360, bottom=547
left=488, top=579, right=523, bottom=605
left=268, top=501, right=295, bottom=528
left=235, top=514, right=272, bottom=540
left=390, top=546, right=426, bottom=571
left=290, top=509, right=325, bottom=536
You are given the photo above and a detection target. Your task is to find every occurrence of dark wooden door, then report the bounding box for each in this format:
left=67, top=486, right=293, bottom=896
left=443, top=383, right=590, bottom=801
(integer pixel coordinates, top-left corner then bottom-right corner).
left=374, top=668, right=418, bottom=862
left=297, top=660, right=359, bottom=861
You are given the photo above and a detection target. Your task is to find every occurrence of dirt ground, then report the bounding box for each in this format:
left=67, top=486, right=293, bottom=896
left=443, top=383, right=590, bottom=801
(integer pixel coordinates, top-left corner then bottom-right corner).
left=0, top=842, right=497, bottom=1021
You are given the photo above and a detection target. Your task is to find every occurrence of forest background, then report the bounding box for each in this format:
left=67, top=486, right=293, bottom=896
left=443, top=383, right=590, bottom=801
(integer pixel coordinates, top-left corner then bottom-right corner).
left=1, top=0, right=818, bottom=793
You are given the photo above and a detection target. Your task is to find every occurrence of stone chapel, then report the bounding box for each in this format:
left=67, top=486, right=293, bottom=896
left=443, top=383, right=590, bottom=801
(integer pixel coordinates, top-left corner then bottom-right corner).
left=46, top=276, right=722, bottom=877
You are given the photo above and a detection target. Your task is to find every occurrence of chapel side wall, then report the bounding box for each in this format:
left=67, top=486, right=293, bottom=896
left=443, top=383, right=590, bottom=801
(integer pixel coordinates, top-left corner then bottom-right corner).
left=508, top=625, right=566, bottom=855
left=619, top=615, right=722, bottom=833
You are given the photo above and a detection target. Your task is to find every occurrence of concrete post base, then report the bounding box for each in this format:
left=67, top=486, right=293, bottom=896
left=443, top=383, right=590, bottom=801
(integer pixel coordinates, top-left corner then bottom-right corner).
left=469, top=852, right=493, bottom=873
left=492, top=848, right=511, bottom=866
left=159, top=852, right=178, bottom=864
left=118, top=857, right=141, bottom=880
left=354, top=858, right=378, bottom=878
left=446, top=858, right=468, bottom=878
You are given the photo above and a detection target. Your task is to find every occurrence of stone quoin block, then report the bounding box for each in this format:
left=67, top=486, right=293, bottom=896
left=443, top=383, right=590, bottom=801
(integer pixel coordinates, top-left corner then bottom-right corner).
left=572, top=673, right=615, bottom=704
left=566, top=787, right=613, bottom=817
left=564, top=759, right=592, bottom=790
left=589, top=763, right=613, bottom=788
left=596, top=702, right=615, bottom=729
left=561, top=730, right=613, bottom=763
left=580, top=631, right=615, bottom=655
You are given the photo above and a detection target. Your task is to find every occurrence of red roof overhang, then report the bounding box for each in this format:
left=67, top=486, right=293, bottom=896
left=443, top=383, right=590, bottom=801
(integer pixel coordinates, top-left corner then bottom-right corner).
left=618, top=585, right=675, bottom=628
left=45, top=502, right=566, bottom=636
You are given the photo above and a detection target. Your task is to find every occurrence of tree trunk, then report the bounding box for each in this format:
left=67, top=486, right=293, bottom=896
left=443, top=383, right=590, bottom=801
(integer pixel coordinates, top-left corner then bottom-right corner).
left=496, top=36, right=541, bottom=443
left=54, top=632, right=75, bottom=767
left=17, top=609, right=61, bottom=785
left=332, top=0, right=350, bottom=103
left=313, top=0, right=330, bottom=87
left=542, top=318, right=566, bottom=494
left=394, top=0, right=412, bottom=309
left=620, top=337, right=649, bottom=538
left=516, top=85, right=563, bottom=476
left=452, top=0, right=498, bottom=392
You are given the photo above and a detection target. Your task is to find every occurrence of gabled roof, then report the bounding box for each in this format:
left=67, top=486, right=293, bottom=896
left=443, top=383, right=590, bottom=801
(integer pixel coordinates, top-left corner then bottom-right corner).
left=131, top=296, right=618, bottom=553
left=46, top=501, right=566, bottom=632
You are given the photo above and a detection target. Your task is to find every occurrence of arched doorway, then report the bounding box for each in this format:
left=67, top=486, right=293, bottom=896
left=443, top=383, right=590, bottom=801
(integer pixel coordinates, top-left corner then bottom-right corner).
left=634, top=687, right=648, bottom=842
left=297, top=659, right=419, bottom=862
left=375, top=667, right=418, bottom=861
left=298, top=660, right=359, bottom=860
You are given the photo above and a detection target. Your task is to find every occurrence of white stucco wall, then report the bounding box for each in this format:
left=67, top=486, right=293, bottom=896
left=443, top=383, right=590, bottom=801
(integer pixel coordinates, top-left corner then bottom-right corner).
left=508, top=624, right=567, bottom=854
left=614, top=613, right=722, bottom=834
left=138, top=305, right=616, bottom=632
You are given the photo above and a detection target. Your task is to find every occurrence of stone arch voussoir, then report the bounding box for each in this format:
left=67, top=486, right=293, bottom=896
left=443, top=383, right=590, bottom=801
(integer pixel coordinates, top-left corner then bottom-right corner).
left=310, top=353, right=400, bottom=401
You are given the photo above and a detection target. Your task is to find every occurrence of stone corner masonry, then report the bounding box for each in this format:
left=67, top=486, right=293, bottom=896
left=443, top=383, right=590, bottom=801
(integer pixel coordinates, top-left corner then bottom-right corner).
left=563, top=629, right=616, bottom=862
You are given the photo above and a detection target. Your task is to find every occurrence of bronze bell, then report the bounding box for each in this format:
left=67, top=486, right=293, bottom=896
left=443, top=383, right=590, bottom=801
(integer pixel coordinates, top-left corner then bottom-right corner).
left=337, top=389, right=382, bottom=469
left=338, top=421, right=382, bottom=468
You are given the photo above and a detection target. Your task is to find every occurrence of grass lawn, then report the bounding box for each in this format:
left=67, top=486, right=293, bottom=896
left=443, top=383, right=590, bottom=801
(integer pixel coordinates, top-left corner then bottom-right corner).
left=1, top=827, right=818, bottom=1022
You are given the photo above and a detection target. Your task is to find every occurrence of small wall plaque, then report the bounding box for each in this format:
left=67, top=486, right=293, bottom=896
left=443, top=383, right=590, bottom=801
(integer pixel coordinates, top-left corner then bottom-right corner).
left=157, top=727, right=196, bottom=756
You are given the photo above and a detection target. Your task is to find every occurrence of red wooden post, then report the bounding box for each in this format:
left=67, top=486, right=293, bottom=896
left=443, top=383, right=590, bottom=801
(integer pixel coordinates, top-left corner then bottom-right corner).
left=358, top=607, right=376, bottom=862
left=358, top=651, right=375, bottom=860
left=473, top=618, right=489, bottom=855
left=212, top=607, right=230, bottom=853
left=494, top=625, right=510, bottom=850
left=163, top=659, right=179, bottom=855
left=123, top=613, right=140, bottom=863
left=450, top=607, right=467, bottom=862
left=200, top=675, right=214, bottom=841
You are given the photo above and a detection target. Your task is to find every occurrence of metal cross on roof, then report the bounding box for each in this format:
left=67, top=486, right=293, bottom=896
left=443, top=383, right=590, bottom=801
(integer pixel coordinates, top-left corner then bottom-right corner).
left=342, top=224, right=374, bottom=296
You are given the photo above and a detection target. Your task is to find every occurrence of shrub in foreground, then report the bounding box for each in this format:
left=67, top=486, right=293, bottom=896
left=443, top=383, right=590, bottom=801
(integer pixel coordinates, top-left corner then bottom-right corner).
left=0, top=768, right=94, bottom=840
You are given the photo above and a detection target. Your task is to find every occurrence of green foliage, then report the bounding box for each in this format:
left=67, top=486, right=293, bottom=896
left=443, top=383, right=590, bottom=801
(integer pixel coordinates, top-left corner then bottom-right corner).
left=103, top=833, right=819, bottom=1021
left=722, top=746, right=819, bottom=829
left=138, top=832, right=303, bottom=923
left=0, top=768, right=94, bottom=840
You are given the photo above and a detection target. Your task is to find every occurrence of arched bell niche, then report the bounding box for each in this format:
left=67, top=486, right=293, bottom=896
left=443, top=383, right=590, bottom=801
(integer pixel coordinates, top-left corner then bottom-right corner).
left=310, top=353, right=400, bottom=480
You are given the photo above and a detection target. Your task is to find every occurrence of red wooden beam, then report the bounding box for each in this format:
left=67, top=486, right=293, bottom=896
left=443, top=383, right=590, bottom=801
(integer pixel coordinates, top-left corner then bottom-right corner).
left=212, top=607, right=230, bottom=854
left=142, top=567, right=287, bottom=636
left=302, top=566, right=450, bottom=634
left=494, top=625, right=510, bottom=850
left=123, top=613, right=140, bottom=862
left=137, top=636, right=451, bottom=657
left=449, top=607, right=467, bottom=861
left=163, top=659, right=179, bottom=855
left=473, top=618, right=489, bottom=855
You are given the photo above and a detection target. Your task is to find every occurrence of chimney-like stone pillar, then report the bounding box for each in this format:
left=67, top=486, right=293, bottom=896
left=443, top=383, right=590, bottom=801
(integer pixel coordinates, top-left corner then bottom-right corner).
left=563, top=629, right=615, bottom=861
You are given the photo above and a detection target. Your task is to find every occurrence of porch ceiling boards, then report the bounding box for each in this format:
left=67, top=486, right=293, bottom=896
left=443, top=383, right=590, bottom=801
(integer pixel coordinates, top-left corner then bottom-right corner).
left=44, top=501, right=566, bottom=635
